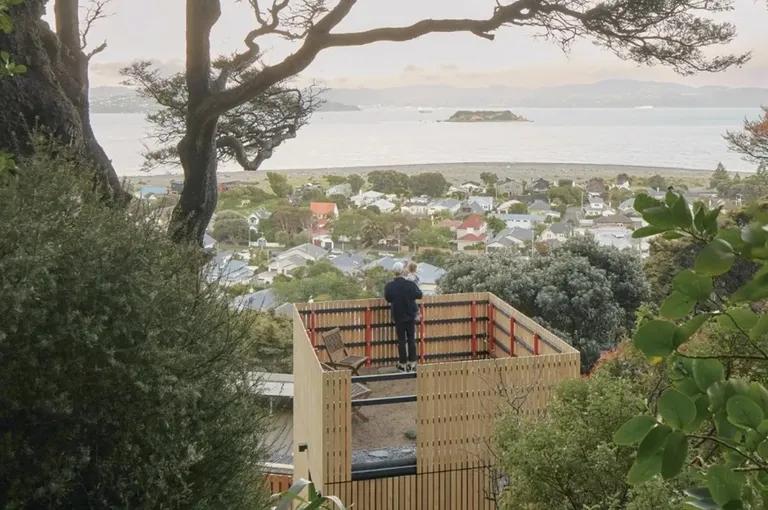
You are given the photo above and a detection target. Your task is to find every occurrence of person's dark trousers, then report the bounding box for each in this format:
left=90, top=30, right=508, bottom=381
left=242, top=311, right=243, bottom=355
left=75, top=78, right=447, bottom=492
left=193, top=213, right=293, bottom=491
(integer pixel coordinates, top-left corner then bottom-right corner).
left=395, top=320, right=417, bottom=364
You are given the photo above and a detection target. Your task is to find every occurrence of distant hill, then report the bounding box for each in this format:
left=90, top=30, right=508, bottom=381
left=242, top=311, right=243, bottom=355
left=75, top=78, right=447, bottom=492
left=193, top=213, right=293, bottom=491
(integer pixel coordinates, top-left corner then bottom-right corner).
left=90, top=86, right=360, bottom=114
left=323, top=80, right=768, bottom=108
left=90, top=80, right=768, bottom=113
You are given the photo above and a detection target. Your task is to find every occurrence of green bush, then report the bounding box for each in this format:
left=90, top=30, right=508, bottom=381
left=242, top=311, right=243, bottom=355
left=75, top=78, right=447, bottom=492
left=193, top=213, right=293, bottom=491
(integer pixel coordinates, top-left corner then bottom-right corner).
left=496, top=369, right=688, bottom=509
left=0, top=151, right=270, bottom=508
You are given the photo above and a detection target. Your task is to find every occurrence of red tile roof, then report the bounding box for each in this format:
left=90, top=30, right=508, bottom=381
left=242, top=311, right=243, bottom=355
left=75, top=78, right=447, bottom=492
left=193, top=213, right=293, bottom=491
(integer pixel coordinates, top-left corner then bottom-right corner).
left=458, top=233, right=487, bottom=242
left=459, top=214, right=486, bottom=229
left=310, top=202, right=338, bottom=217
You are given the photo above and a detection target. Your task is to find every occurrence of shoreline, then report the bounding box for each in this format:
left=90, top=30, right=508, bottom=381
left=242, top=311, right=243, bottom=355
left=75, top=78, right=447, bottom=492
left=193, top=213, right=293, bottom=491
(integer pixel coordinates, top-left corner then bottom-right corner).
left=126, top=161, right=712, bottom=187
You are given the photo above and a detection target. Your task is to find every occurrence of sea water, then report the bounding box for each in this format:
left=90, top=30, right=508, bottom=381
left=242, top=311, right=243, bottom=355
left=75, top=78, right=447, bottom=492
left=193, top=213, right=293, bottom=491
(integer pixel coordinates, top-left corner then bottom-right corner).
left=91, top=106, right=763, bottom=176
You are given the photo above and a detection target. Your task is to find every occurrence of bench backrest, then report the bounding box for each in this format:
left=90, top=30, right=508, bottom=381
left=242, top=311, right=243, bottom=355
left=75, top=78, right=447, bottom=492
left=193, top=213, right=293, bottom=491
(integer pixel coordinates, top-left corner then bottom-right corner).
left=321, top=327, right=347, bottom=364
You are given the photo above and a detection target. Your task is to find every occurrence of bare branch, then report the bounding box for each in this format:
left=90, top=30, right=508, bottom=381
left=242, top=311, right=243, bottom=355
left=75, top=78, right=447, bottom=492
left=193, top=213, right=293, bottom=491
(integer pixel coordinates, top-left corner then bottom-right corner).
left=80, top=0, right=113, bottom=58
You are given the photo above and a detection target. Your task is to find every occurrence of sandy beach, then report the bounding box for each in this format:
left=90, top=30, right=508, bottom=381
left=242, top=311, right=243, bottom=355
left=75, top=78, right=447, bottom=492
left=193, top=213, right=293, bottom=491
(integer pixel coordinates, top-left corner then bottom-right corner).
left=127, top=161, right=710, bottom=188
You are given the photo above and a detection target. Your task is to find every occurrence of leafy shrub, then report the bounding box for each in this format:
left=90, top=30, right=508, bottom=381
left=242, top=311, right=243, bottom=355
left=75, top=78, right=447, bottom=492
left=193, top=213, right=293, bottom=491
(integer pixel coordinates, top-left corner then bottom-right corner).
left=497, top=370, right=688, bottom=509
left=0, top=150, right=270, bottom=508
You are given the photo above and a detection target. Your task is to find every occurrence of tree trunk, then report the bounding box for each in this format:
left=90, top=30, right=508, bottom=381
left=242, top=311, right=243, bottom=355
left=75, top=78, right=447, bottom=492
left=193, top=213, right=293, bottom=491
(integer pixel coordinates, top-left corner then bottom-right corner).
left=168, top=0, right=222, bottom=245
left=171, top=120, right=219, bottom=244
left=0, top=0, right=124, bottom=199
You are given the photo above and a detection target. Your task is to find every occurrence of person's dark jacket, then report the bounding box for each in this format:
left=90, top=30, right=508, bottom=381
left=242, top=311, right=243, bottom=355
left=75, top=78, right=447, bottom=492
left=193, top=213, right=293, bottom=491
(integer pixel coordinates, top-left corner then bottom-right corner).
left=384, top=277, right=423, bottom=323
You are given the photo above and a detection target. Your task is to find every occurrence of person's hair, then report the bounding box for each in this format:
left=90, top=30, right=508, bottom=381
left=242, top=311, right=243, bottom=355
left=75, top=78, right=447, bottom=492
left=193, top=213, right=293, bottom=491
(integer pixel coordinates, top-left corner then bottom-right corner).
left=407, top=261, right=418, bottom=273
left=392, top=261, right=405, bottom=274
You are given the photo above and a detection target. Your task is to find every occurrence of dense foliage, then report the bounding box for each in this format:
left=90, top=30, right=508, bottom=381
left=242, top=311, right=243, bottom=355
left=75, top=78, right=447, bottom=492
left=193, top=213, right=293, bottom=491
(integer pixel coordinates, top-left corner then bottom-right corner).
left=213, top=210, right=251, bottom=244
left=619, top=191, right=768, bottom=508
left=497, top=365, right=687, bottom=509
left=441, top=237, right=649, bottom=369
left=0, top=152, right=270, bottom=508
left=267, top=171, right=293, bottom=198
left=367, top=170, right=410, bottom=195
left=408, top=172, right=449, bottom=197
left=272, top=261, right=369, bottom=303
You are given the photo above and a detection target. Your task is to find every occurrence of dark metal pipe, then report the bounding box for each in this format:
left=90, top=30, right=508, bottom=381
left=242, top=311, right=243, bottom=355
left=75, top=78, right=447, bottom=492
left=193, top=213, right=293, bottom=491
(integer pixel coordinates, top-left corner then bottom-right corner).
left=351, top=464, right=417, bottom=480
left=351, top=395, right=417, bottom=407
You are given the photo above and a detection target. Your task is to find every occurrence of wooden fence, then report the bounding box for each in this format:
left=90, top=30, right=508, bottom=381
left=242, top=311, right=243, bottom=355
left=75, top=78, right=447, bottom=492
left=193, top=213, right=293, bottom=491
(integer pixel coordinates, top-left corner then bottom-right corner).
left=291, top=293, right=580, bottom=509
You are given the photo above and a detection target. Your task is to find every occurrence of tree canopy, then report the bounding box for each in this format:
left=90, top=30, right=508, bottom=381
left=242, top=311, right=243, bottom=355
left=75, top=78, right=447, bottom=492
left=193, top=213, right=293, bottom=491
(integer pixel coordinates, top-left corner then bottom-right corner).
left=0, top=150, right=269, bottom=508
left=408, top=172, right=449, bottom=197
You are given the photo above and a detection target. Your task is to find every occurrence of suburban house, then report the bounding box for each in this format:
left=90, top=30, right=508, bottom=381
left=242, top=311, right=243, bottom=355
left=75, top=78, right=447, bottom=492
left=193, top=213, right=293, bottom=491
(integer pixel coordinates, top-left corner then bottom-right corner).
left=528, top=199, right=559, bottom=220
left=618, top=198, right=637, bottom=215
left=351, top=190, right=385, bottom=208
left=459, top=181, right=484, bottom=193
left=496, top=199, right=524, bottom=214
left=206, top=253, right=255, bottom=287
left=370, top=198, right=397, bottom=213
left=456, top=214, right=488, bottom=239
left=586, top=177, right=607, bottom=195
left=437, top=218, right=462, bottom=232
left=401, top=201, right=430, bottom=216
left=457, top=232, right=487, bottom=251
left=564, top=206, right=585, bottom=224
left=584, top=196, right=607, bottom=217
left=529, top=178, right=551, bottom=193
left=497, top=179, right=524, bottom=196
left=329, top=253, right=366, bottom=276
left=588, top=226, right=637, bottom=251
left=248, top=208, right=271, bottom=230
left=326, top=183, right=353, bottom=197
left=268, top=243, right=328, bottom=276
left=497, top=213, right=538, bottom=230
left=428, top=198, right=462, bottom=216
left=487, top=227, right=532, bottom=251
left=414, top=262, right=447, bottom=295
left=467, top=195, right=494, bottom=212
left=137, top=185, right=168, bottom=200
left=615, top=173, right=632, bottom=190
left=231, top=288, right=278, bottom=312
left=540, top=222, right=572, bottom=242
left=594, top=214, right=636, bottom=229
left=255, top=270, right=279, bottom=285
left=310, top=202, right=340, bottom=220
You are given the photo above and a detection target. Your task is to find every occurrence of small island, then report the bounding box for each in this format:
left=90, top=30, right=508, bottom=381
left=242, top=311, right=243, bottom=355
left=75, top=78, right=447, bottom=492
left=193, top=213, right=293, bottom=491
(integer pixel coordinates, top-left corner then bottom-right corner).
left=445, top=110, right=530, bottom=122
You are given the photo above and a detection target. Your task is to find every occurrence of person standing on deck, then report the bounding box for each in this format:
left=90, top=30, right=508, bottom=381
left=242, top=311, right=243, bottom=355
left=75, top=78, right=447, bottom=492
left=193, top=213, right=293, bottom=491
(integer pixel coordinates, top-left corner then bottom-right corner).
left=384, top=261, right=423, bottom=372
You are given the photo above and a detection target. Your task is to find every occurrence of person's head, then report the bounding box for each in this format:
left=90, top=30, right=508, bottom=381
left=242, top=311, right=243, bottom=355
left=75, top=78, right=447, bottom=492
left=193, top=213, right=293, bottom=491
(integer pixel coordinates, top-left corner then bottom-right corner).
left=392, top=261, right=405, bottom=276
left=407, top=261, right=418, bottom=274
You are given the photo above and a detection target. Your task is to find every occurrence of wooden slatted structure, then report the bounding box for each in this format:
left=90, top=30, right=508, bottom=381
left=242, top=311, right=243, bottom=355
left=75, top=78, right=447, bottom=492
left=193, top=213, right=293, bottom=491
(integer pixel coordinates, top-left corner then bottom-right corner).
left=291, top=292, right=580, bottom=509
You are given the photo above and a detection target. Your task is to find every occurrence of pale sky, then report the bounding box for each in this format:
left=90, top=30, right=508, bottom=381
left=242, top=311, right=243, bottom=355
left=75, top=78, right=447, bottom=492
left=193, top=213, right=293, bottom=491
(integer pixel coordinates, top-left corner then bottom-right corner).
left=57, top=0, right=768, bottom=88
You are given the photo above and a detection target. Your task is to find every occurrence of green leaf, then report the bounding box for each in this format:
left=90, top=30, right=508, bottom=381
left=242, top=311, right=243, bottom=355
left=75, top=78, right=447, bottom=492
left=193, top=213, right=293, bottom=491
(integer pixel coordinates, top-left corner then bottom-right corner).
left=614, top=415, right=657, bottom=446
left=673, top=270, right=713, bottom=301
left=670, top=194, right=693, bottom=229
left=686, top=394, right=711, bottom=433
left=717, top=307, right=758, bottom=333
left=643, top=206, right=679, bottom=229
left=717, top=227, right=745, bottom=252
left=694, top=239, right=735, bottom=276
left=634, top=193, right=663, bottom=213
left=637, top=424, right=672, bottom=460
left=660, top=291, right=696, bottom=319
left=726, top=395, right=764, bottom=429
left=658, top=388, right=697, bottom=429
left=662, top=231, right=685, bottom=240
left=702, top=207, right=722, bottom=236
left=661, top=430, right=688, bottom=479
left=627, top=452, right=663, bottom=485
left=632, top=225, right=668, bottom=238
left=634, top=320, right=677, bottom=359
left=707, top=465, right=744, bottom=506
left=693, top=359, right=725, bottom=392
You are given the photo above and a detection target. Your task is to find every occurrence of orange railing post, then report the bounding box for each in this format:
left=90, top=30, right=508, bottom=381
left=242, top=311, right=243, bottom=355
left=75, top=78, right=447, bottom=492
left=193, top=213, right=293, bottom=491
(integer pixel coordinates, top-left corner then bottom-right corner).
left=307, top=309, right=317, bottom=347
left=534, top=333, right=541, bottom=355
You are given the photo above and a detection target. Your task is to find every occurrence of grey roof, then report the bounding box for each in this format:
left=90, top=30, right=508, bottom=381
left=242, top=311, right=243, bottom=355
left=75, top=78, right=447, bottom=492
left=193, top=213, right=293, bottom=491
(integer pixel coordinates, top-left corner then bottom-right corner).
left=618, top=198, right=636, bottom=211
left=416, top=263, right=446, bottom=285
left=489, top=236, right=522, bottom=248
left=498, top=214, right=537, bottom=223
left=494, top=227, right=533, bottom=243
left=365, top=256, right=401, bottom=272
left=330, top=253, right=366, bottom=275
left=206, top=255, right=254, bottom=284
left=468, top=196, right=493, bottom=205
left=549, top=222, right=571, bottom=235
left=231, top=289, right=277, bottom=312
left=276, top=242, right=327, bottom=261
left=464, top=202, right=485, bottom=214
left=430, top=198, right=461, bottom=209
left=528, top=199, right=551, bottom=211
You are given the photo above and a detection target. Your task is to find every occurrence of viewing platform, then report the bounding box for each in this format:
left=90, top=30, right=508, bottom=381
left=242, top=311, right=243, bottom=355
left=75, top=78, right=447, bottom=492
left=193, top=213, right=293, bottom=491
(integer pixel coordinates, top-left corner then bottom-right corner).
left=289, top=292, right=580, bottom=509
